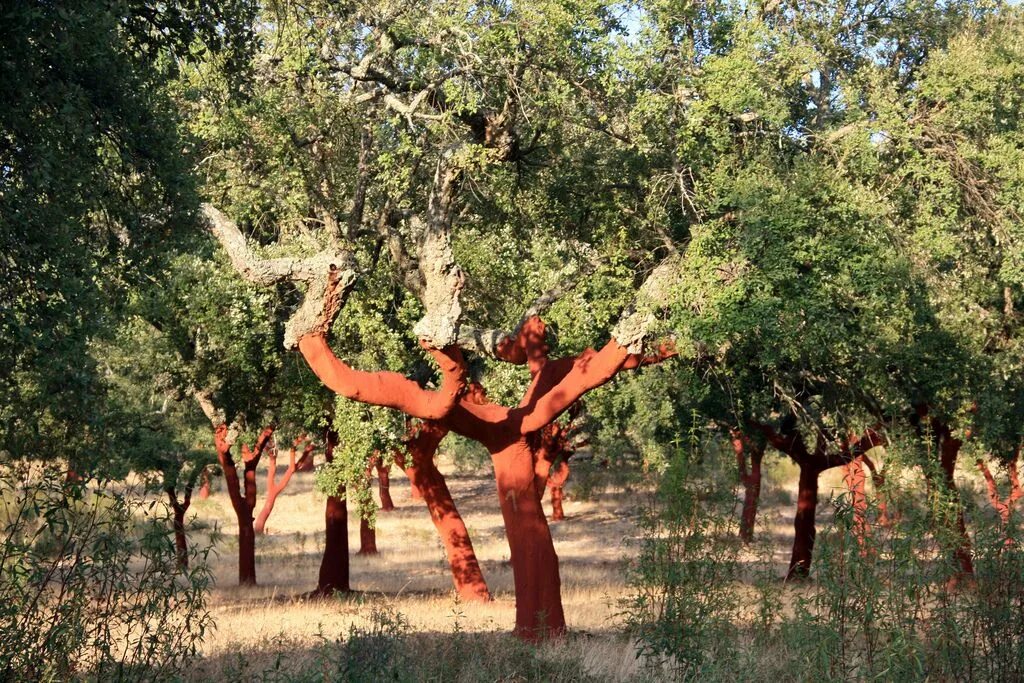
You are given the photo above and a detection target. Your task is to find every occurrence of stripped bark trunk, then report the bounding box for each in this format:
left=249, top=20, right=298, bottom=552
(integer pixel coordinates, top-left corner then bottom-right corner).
left=732, top=430, right=764, bottom=543
left=166, top=487, right=191, bottom=569
left=255, top=438, right=314, bottom=534
left=842, top=455, right=868, bottom=554
left=165, top=464, right=201, bottom=570
left=376, top=458, right=395, bottom=511
left=215, top=424, right=274, bottom=586
left=358, top=454, right=380, bottom=554
left=547, top=461, right=569, bottom=522
left=914, top=410, right=974, bottom=582
left=938, top=431, right=975, bottom=578
left=750, top=421, right=883, bottom=580
left=789, top=462, right=821, bottom=580
left=490, top=436, right=565, bottom=640
left=436, top=324, right=669, bottom=638
left=315, top=429, right=350, bottom=595
left=358, top=515, right=378, bottom=555
left=198, top=467, right=211, bottom=500
left=977, top=452, right=1022, bottom=543
left=396, top=421, right=490, bottom=601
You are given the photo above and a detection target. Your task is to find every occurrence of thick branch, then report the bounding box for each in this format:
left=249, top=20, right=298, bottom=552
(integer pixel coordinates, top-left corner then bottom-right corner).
left=410, top=160, right=465, bottom=347
left=297, top=335, right=467, bottom=420
left=202, top=204, right=360, bottom=348
left=514, top=340, right=630, bottom=434
left=611, top=254, right=682, bottom=353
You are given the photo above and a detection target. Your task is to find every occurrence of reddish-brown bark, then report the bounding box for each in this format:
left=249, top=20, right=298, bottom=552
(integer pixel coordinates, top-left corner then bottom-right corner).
left=534, top=414, right=584, bottom=522
left=215, top=424, right=275, bottom=585
left=790, top=461, right=821, bottom=579
left=977, top=452, right=1023, bottom=538
left=441, top=342, right=633, bottom=640
left=842, top=455, right=868, bottom=553
left=935, top=424, right=975, bottom=578
left=166, top=485, right=192, bottom=569
left=395, top=420, right=491, bottom=602
left=358, top=516, right=377, bottom=555
left=296, top=436, right=316, bottom=472
left=255, top=437, right=314, bottom=534
left=732, top=430, right=765, bottom=543
left=358, top=454, right=381, bottom=555
left=197, top=467, right=211, bottom=500
left=862, top=454, right=892, bottom=527
left=367, top=453, right=395, bottom=512
left=297, top=316, right=672, bottom=639
left=451, top=323, right=668, bottom=638
left=447, top=389, right=566, bottom=640
left=914, top=408, right=974, bottom=581
left=751, top=421, right=883, bottom=580
left=315, top=429, right=350, bottom=596
left=547, top=461, right=569, bottom=522
left=297, top=335, right=467, bottom=420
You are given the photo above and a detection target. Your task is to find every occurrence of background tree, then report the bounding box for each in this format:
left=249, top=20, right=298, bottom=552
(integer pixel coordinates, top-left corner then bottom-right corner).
left=0, top=0, right=253, bottom=470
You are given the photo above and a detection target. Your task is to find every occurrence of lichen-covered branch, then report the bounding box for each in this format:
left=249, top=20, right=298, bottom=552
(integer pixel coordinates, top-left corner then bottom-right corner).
left=202, top=204, right=360, bottom=349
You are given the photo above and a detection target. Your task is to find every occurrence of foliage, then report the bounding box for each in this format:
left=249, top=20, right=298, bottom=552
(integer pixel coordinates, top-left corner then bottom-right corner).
left=314, top=397, right=405, bottom=525
left=0, top=465, right=213, bottom=680
left=626, top=432, right=1024, bottom=681
left=0, top=0, right=253, bottom=465
left=622, top=425, right=742, bottom=678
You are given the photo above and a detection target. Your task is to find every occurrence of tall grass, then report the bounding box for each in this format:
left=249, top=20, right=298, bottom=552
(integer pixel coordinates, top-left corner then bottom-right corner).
left=623, top=436, right=1024, bottom=681
left=0, top=464, right=213, bottom=680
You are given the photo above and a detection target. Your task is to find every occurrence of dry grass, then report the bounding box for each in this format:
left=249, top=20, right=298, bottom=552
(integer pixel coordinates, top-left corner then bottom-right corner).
left=178, top=449, right=998, bottom=680
left=184, top=454, right=655, bottom=680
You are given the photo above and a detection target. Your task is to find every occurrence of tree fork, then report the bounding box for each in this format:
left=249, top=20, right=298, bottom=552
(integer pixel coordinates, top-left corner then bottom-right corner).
left=255, top=436, right=314, bottom=534
left=977, top=451, right=1022, bottom=542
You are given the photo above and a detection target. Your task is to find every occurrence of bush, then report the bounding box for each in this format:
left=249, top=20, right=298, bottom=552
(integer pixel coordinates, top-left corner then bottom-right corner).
left=622, top=435, right=742, bottom=679
left=0, top=464, right=213, bottom=680
left=624, top=437, right=1024, bottom=681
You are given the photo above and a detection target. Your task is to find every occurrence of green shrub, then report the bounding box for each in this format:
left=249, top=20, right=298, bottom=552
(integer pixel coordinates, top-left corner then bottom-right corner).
left=622, top=434, right=742, bottom=679
left=0, top=464, right=213, bottom=681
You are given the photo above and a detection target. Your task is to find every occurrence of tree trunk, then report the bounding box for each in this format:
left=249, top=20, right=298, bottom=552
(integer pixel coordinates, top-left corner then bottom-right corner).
left=733, top=432, right=764, bottom=543
left=409, top=479, right=423, bottom=500
left=938, top=434, right=974, bottom=578
left=238, top=517, right=256, bottom=584
left=358, top=515, right=378, bottom=555
left=842, top=455, right=868, bottom=553
left=550, top=485, right=565, bottom=521
left=316, top=430, right=350, bottom=595
left=547, top=461, right=570, bottom=522
left=788, top=462, right=820, bottom=581
left=401, top=437, right=491, bottom=601
left=198, top=468, right=210, bottom=500
left=254, top=496, right=275, bottom=534
left=297, top=453, right=315, bottom=472
left=166, top=488, right=189, bottom=570
left=376, top=460, right=395, bottom=511
left=214, top=424, right=263, bottom=586
left=863, top=455, right=891, bottom=527
left=977, top=455, right=1022, bottom=546
left=491, top=438, right=565, bottom=640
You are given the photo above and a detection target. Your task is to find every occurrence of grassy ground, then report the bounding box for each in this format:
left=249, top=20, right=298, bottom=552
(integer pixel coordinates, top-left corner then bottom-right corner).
left=186, top=454, right=663, bottom=680
left=181, top=453, right=953, bottom=680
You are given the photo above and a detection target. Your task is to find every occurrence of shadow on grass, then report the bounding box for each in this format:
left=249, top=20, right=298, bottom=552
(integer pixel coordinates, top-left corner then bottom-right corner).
left=186, top=627, right=646, bottom=682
